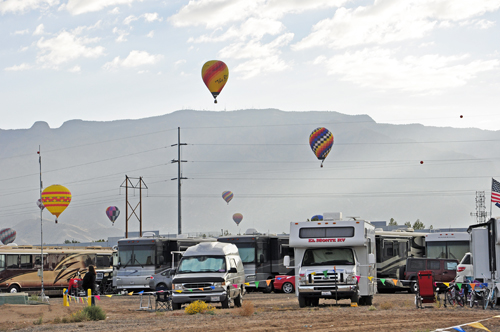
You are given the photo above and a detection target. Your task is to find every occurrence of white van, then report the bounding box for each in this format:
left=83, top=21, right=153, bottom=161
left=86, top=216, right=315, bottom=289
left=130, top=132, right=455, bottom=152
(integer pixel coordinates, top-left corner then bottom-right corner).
left=171, top=242, right=245, bottom=310
left=285, top=213, right=376, bottom=307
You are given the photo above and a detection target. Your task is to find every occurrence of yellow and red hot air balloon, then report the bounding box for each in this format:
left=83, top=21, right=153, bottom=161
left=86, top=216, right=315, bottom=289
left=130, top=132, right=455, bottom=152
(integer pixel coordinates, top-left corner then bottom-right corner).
left=41, top=184, right=71, bottom=223
left=201, top=60, right=229, bottom=103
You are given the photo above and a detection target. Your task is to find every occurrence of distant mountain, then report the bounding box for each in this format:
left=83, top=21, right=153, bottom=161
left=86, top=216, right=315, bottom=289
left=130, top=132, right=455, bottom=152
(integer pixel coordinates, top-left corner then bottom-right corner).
left=0, top=109, right=498, bottom=245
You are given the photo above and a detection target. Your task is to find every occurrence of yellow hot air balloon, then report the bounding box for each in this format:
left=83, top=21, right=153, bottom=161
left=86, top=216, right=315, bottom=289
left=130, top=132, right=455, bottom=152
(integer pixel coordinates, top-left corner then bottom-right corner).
left=201, top=60, right=229, bottom=103
left=41, top=184, right=71, bottom=223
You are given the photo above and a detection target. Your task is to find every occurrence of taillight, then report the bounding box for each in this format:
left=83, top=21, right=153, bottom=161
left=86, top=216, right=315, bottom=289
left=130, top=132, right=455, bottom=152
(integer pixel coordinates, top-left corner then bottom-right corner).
left=457, top=267, right=465, bottom=272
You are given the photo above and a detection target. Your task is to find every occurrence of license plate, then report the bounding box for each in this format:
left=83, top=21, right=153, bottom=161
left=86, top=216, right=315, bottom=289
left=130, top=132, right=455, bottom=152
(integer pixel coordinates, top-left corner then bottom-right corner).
left=321, top=291, right=331, bottom=296
left=210, top=296, right=220, bottom=302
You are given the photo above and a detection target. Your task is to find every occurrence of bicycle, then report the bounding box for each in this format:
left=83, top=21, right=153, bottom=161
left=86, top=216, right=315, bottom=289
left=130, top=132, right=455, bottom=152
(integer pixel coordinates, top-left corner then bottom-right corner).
left=483, top=283, right=497, bottom=310
left=444, top=283, right=464, bottom=307
left=468, top=283, right=488, bottom=308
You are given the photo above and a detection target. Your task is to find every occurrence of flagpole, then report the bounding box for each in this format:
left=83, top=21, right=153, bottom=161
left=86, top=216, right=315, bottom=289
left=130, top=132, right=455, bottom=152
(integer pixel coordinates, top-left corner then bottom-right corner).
left=491, top=178, right=493, bottom=220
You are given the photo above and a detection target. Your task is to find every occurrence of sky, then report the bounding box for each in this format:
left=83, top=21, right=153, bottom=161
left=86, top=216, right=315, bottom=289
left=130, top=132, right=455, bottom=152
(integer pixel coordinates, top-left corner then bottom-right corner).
left=1, top=0, right=500, bottom=131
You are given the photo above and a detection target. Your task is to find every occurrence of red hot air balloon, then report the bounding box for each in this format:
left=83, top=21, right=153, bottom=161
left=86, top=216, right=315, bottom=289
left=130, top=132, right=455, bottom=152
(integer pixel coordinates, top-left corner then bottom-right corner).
left=202, top=60, right=229, bottom=103
left=309, top=127, right=334, bottom=168
left=106, top=206, right=120, bottom=226
left=0, top=228, right=16, bottom=245
left=233, top=213, right=243, bottom=226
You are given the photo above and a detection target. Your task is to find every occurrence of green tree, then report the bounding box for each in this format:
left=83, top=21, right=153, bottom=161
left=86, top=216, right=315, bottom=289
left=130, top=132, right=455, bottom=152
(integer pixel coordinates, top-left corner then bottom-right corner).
left=388, top=218, right=398, bottom=226
left=404, top=221, right=412, bottom=228
left=429, top=225, right=434, bottom=230
left=413, top=219, right=425, bottom=230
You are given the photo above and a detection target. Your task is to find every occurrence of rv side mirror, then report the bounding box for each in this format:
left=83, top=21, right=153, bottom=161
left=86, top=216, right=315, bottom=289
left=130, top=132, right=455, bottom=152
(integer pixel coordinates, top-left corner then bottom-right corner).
left=284, top=255, right=290, bottom=268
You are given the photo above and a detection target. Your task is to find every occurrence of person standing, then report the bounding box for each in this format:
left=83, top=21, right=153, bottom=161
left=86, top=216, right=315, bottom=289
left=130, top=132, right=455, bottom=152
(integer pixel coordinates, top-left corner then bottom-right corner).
left=82, top=265, right=96, bottom=306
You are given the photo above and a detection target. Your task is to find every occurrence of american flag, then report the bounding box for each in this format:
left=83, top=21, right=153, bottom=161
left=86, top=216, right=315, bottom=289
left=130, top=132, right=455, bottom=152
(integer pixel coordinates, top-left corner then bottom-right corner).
left=492, top=178, right=500, bottom=203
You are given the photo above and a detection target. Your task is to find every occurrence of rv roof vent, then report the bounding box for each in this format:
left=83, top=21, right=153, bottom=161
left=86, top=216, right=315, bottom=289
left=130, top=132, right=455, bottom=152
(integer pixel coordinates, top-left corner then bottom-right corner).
left=374, top=228, right=384, bottom=232
left=142, top=232, right=156, bottom=238
left=245, top=228, right=259, bottom=235
left=176, top=234, right=188, bottom=239
left=323, top=212, right=342, bottom=221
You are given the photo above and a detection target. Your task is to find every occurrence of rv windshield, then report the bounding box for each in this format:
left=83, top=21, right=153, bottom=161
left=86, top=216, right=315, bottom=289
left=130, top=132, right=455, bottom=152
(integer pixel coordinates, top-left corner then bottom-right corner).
left=118, top=245, right=156, bottom=267
left=302, top=248, right=355, bottom=266
left=177, top=256, right=226, bottom=273
left=234, top=243, right=255, bottom=264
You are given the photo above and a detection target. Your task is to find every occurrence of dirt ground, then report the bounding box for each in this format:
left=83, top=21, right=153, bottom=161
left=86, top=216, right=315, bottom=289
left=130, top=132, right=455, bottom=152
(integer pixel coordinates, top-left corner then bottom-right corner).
left=1, top=292, right=499, bottom=332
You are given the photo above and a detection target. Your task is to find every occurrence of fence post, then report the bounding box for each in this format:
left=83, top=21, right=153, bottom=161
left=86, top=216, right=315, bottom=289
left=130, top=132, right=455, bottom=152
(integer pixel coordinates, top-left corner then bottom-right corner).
left=87, top=289, right=92, bottom=307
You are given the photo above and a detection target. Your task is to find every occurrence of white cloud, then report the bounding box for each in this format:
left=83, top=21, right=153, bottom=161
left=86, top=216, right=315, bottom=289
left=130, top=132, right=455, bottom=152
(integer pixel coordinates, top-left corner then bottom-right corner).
left=109, top=6, right=120, bottom=14
left=476, top=19, right=495, bottom=29
left=123, top=15, right=138, bottom=25
left=36, top=30, right=105, bottom=68
left=314, top=48, right=500, bottom=93
left=174, top=59, right=186, bottom=67
left=219, top=33, right=293, bottom=59
left=61, top=0, right=142, bottom=15
left=143, top=12, right=162, bottom=22
left=33, top=24, right=45, bottom=35
left=103, top=50, right=163, bottom=70
left=5, top=63, right=32, bottom=71
left=233, top=55, right=290, bottom=79
left=0, top=0, right=58, bottom=14
left=294, top=0, right=500, bottom=50
left=112, top=27, right=129, bottom=42
left=68, top=65, right=81, bottom=72
left=146, top=30, right=154, bottom=38
left=13, top=29, right=29, bottom=35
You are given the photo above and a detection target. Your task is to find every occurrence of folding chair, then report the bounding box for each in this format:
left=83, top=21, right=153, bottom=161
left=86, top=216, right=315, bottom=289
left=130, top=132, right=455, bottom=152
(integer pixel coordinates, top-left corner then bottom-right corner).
left=415, top=270, right=438, bottom=309
left=155, top=287, right=172, bottom=311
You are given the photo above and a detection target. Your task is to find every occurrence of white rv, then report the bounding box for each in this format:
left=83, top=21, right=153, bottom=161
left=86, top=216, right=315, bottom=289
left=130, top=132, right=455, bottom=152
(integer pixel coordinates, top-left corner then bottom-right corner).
left=285, top=213, right=376, bottom=307
left=468, top=218, right=500, bottom=306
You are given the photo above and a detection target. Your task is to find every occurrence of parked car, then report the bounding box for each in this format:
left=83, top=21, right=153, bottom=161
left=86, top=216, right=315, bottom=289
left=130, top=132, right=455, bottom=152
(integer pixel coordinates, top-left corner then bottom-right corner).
left=274, top=271, right=295, bottom=294
left=455, top=252, right=473, bottom=283
left=404, top=258, right=459, bottom=293
left=147, top=268, right=175, bottom=290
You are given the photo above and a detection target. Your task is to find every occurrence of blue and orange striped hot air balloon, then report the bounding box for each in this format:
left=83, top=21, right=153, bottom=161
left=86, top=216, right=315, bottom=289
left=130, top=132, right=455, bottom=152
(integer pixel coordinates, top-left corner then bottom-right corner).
left=309, top=127, right=334, bottom=168
left=201, top=60, right=229, bottom=103
left=41, top=184, right=71, bottom=223
left=222, top=191, right=233, bottom=204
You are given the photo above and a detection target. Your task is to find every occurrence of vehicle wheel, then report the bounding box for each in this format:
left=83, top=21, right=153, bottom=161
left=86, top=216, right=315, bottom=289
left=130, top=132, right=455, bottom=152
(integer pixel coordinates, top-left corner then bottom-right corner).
left=311, top=298, right=319, bottom=307
left=361, top=295, right=373, bottom=306
left=298, top=294, right=307, bottom=308
left=411, top=281, right=418, bottom=294
left=263, top=281, right=273, bottom=293
left=156, top=283, right=167, bottom=290
left=172, top=302, right=182, bottom=310
left=282, top=282, right=294, bottom=294
left=234, top=291, right=243, bottom=307
left=221, top=296, right=230, bottom=309
left=8, top=285, right=20, bottom=293
left=446, top=290, right=455, bottom=306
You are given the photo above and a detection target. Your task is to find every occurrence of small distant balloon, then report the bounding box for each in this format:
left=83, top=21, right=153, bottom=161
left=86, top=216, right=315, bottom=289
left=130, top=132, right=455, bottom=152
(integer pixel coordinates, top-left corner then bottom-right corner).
left=311, top=215, right=323, bottom=221
left=202, top=60, right=229, bottom=104
left=309, top=127, right=334, bottom=168
left=106, top=206, right=120, bottom=226
left=0, top=228, right=16, bottom=245
left=460, top=115, right=463, bottom=118
left=233, top=213, right=243, bottom=226
left=41, top=184, right=71, bottom=224
left=37, top=199, right=45, bottom=210
left=222, top=191, right=233, bottom=204
left=420, top=161, right=424, bottom=164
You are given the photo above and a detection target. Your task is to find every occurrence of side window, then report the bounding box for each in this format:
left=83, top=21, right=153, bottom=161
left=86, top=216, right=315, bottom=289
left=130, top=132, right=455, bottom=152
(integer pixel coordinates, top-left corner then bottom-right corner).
left=446, top=261, right=457, bottom=271
left=0, top=255, right=5, bottom=271
left=392, top=241, right=400, bottom=257
left=409, top=259, right=425, bottom=271
left=6, top=255, right=19, bottom=268
left=20, top=255, right=32, bottom=269
left=367, top=238, right=372, bottom=254
left=384, top=241, right=394, bottom=257
left=428, top=260, right=440, bottom=270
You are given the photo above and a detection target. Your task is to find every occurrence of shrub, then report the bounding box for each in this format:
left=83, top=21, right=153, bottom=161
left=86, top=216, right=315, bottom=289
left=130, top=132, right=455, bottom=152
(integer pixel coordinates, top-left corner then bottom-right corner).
left=237, top=301, right=254, bottom=317
left=83, top=306, right=106, bottom=321
left=69, top=310, right=87, bottom=323
left=33, top=316, right=43, bottom=325
left=368, top=305, right=377, bottom=311
left=184, top=301, right=215, bottom=315
left=53, top=317, right=61, bottom=324
left=380, top=302, right=394, bottom=310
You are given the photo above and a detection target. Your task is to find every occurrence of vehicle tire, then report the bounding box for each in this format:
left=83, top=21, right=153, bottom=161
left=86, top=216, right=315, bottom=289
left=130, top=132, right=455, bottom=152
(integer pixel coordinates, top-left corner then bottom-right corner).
left=8, top=285, right=20, bottom=293
left=221, top=296, right=230, bottom=309
left=298, top=294, right=307, bottom=308
left=282, top=282, right=294, bottom=294
left=361, top=295, right=373, bottom=306
left=156, top=283, right=167, bottom=290
left=263, top=280, right=273, bottom=294
left=234, top=291, right=243, bottom=307
left=172, top=302, right=182, bottom=310
left=411, top=281, right=418, bottom=294
left=350, top=292, right=359, bottom=305
left=311, top=298, right=319, bottom=307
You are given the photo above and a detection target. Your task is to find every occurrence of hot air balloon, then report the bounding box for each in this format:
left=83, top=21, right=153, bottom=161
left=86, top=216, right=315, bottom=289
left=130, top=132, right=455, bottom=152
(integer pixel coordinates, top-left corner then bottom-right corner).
left=106, top=206, right=120, bottom=226
left=233, top=213, right=243, bottom=226
left=0, top=228, right=16, bottom=245
left=311, top=215, right=323, bottom=221
left=222, top=191, right=233, bottom=204
left=202, top=60, right=228, bottom=103
left=41, top=184, right=71, bottom=223
left=36, top=198, right=45, bottom=210
left=309, top=127, right=334, bottom=168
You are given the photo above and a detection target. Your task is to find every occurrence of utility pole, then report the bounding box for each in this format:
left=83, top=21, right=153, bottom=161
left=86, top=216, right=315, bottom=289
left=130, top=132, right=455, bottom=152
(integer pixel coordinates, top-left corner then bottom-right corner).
left=120, top=176, right=148, bottom=238
left=470, top=191, right=487, bottom=224
left=37, top=147, right=48, bottom=302
left=171, top=127, right=187, bottom=235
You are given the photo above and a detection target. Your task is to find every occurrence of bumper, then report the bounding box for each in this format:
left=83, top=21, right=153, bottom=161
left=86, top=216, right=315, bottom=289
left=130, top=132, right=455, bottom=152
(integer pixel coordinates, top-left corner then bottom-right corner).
left=172, top=291, right=228, bottom=304
left=298, top=284, right=357, bottom=298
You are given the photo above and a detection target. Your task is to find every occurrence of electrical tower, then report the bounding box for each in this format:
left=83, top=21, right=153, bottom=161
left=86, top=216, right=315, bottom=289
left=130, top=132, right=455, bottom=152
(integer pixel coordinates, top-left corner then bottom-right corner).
left=470, top=191, right=488, bottom=224
left=120, top=175, right=148, bottom=238
left=171, top=127, right=187, bottom=235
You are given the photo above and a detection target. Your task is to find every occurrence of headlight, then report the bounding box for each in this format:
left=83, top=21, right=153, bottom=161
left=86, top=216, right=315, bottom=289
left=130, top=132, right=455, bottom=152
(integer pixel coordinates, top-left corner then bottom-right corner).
left=299, top=273, right=306, bottom=285
left=346, top=274, right=356, bottom=284
left=213, top=282, right=223, bottom=288
left=173, top=284, right=183, bottom=290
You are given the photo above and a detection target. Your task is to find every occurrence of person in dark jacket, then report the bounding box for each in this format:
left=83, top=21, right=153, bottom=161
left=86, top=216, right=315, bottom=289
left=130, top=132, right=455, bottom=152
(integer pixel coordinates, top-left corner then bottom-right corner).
left=82, top=265, right=96, bottom=305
